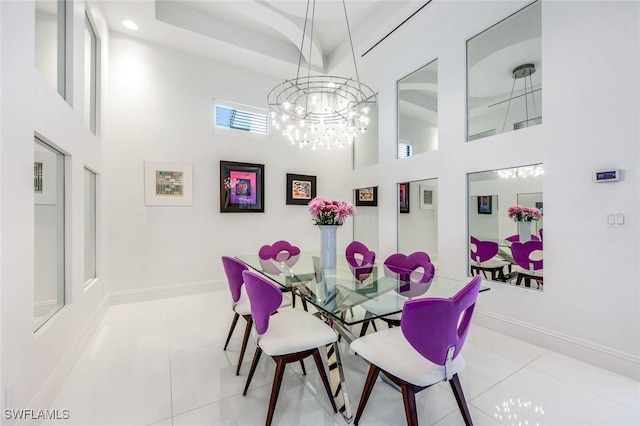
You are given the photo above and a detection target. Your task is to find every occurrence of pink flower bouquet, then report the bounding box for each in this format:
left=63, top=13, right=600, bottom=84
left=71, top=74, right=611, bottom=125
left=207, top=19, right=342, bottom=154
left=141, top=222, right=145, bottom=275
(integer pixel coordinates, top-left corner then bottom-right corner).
left=507, top=205, right=542, bottom=222
left=308, top=196, right=356, bottom=225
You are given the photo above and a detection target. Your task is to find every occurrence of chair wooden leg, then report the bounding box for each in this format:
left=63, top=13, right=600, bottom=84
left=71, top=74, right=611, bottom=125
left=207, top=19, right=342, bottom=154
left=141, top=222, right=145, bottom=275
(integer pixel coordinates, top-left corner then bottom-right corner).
left=299, top=359, right=306, bottom=375
left=372, top=320, right=378, bottom=332
left=266, top=357, right=287, bottom=426
left=223, top=312, right=240, bottom=350
left=450, top=374, right=473, bottom=426
left=401, top=384, right=419, bottom=426
left=291, top=290, right=296, bottom=308
left=236, top=315, right=253, bottom=376
left=301, top=296, right=309, bottom=312
left=354, top=364, right=380, bottom=425
left=242, top=347, right=262, bottom=396
left=359, top=320, right=370, bottom=337
left=312, top=349, right=337, bottom=413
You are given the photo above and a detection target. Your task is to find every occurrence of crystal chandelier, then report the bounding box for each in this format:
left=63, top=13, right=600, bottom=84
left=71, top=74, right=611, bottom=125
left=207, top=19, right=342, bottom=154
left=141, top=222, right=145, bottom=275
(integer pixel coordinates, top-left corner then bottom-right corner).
left=267, top=0, right=377, bottom=150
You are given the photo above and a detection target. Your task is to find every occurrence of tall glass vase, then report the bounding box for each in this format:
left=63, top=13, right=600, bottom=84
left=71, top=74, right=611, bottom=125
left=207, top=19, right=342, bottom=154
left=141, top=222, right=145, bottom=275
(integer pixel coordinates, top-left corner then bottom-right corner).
left=518, top=221, right=532, bottom=242
left=318, top=225, right=338, bottom=269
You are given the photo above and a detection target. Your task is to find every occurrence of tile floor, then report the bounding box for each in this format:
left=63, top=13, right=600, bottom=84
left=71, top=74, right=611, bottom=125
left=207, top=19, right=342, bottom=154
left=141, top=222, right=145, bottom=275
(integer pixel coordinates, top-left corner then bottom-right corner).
left=42, top=290, right=639, bottom=426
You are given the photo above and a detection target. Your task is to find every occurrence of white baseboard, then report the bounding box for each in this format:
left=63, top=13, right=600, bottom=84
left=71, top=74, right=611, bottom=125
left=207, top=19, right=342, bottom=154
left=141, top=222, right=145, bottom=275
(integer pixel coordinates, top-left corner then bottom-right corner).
left=109, top=279, right=222, bottom=305
left=25, top=294, right=110, bottom=423
left=475, top=309, right=640, bottom=381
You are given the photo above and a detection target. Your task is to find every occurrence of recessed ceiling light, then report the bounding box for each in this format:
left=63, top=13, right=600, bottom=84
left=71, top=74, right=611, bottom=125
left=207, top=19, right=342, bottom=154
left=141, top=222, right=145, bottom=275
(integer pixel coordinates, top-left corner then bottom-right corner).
left=122, top=20, right=138, bottom=30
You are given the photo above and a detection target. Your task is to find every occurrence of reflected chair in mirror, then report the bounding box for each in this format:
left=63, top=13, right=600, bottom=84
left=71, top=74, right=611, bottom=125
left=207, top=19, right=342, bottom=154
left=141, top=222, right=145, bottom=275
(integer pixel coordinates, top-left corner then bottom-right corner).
left=346, top=241, right=376, bottom=282
left=470, top=236, right=511, bottom=282
left=241, top=270, right=338, bottom=426
left=258, top=240, right=306, bottom=310
left=505, top=234, right=541, bottom=243
left=359, top=251, right=435, bottom=336
left=350, top=275, right=482, bottom=426
left=510, top=240, right=543, bottom=288
left=221, top=256, right=291, bottom=376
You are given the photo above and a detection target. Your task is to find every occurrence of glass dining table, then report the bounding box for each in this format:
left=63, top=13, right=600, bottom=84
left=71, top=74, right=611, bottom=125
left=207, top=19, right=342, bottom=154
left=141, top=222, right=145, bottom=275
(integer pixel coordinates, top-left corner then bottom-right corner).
left=236, top=252, right=490, bottom=423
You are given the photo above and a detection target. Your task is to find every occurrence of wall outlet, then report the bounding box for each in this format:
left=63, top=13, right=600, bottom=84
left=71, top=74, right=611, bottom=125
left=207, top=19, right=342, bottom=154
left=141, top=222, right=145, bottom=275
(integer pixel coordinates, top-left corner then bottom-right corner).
left=5, top=383, right=14, bottom=410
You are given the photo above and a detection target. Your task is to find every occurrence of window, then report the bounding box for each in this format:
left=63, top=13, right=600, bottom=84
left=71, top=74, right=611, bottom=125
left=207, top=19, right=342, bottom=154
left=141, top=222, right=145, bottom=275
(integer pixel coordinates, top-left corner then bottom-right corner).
left=214, top=100, right=268, bottom=135
left=84, top=10, right=99, bottom=134
left=35, top=0, right=69, bottom=100
left=398, top=140, right=413, bottom=159
left=84, top=168, right=97, bottom=284
left=34, top=137, right=66, bottom=331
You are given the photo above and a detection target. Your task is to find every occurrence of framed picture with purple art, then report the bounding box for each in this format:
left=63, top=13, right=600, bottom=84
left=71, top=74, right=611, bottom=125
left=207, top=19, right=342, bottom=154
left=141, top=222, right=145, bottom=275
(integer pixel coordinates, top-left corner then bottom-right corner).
left=399, top=182, right=410, bottom=213
left=477, top=195, right=492, bottom=214
left=220, top=160, right=264, bottom=212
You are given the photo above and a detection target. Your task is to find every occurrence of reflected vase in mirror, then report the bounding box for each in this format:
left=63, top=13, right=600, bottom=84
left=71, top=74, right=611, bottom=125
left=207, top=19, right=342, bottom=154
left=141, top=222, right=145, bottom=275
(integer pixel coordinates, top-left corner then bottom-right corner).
left=518, top=221, right=532, bottom=242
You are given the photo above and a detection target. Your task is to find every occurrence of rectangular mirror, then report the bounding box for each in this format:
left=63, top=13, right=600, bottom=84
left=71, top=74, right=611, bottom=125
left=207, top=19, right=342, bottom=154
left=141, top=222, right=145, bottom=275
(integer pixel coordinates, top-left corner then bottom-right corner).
left=468, top=164, right=543, bottom=290
left=35, top=137, right=66, bottom=330
left=467, top=0, right=541, bottom=141
left=398, top=59, right=438, bottom=158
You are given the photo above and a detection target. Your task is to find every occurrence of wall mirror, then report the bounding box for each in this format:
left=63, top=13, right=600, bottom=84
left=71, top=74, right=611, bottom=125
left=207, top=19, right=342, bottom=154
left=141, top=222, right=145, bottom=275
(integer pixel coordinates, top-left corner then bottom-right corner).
left=354, top=104, right=379, bottom=169
left=353, top=187, right=379, bottom=254
left=397, top=59, right=438, bottom=158
left=35, top=137, right=66, bottom=330
left=468, top=164, right=543, bottom=291
left=35, top=0, right=67, bottom=98
left=397, top=179, right=438, bottom=264
left=467, top=0, right=541, bottom=141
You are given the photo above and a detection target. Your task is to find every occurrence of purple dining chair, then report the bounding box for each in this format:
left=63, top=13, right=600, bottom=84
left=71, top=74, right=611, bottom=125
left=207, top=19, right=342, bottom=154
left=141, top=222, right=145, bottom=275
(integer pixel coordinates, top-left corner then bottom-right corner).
left=511, top=240, right=543, bottom=288
left=350, top=275, right=482, bottom=426
left=345, top=241, right=376, bottom=282
left=505, top=233, right=541, bottom=243
left=258, top=240, right=305, bottom=309
left=241, top=270, right=338, bottom=426
left=359, top=251, right=435, bottom=336
left=470, top=236, right=511, bottom=281
left=221, top=256, right=291, bottom=376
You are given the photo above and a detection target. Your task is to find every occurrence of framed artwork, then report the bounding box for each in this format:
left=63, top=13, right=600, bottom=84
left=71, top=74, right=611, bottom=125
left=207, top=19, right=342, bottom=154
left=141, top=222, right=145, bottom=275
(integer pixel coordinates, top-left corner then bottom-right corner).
left=220, top=160, right=264, bottom=212
left=286, top=173, right=316, bottom=205
left=355, top=186, right=377, bottom=207
left=477, top=195, right=492, bottom=214
left=419, top=185, right=434, bottom=210
left=144, top=161, right=193, bottom=206
left=398, top=182, right=410, bottom=213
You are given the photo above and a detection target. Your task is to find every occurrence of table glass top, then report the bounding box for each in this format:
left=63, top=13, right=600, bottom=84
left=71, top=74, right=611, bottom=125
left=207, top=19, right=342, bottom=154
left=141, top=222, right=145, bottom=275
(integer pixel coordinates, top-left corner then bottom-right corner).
left=236, top=252, right=488, bottom=325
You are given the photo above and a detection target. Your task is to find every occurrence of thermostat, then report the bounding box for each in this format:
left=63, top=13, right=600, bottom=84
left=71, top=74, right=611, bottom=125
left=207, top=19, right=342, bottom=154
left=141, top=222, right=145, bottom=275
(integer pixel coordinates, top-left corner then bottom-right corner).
left=593, top=169, right=620, bottom=182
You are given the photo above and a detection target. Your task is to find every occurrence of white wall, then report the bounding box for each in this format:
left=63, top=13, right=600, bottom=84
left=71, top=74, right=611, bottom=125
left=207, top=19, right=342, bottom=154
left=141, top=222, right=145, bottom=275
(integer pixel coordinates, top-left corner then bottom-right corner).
left=353, top=0, right=639, bottom=378
left=1, top=0, right=110, bottom=418
left=105, top=34, right=355, bottom=297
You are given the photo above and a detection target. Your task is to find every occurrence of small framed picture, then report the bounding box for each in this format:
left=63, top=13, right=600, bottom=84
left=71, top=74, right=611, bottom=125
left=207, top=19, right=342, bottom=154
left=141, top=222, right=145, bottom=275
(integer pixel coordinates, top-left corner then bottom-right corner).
left=477, top=195, right=492, bottom=214
left=286, top=173, right=316, bottom=205
left=399, top=182, right=410, bottom=213
left=144, top=161, right=193, bottom=206
left=220, top=161, right=265, bottom=212
left=355, top=186, right=377, bottom=207
left=419, top=185, right=434, bottom=210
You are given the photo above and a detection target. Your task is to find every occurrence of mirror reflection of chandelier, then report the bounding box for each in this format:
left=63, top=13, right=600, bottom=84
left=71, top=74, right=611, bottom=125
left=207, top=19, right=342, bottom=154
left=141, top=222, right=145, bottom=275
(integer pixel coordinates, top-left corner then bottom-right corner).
left=267, top=0, right=377, bottom=150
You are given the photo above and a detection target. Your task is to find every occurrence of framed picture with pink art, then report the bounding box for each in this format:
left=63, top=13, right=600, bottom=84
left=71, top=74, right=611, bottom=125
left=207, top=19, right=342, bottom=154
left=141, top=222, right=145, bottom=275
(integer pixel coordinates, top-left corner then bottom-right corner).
left=220, top=160, right=264, bottom=212
left=399, top=182, right=410, bottom=213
